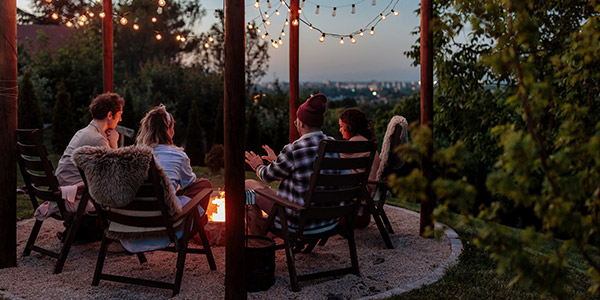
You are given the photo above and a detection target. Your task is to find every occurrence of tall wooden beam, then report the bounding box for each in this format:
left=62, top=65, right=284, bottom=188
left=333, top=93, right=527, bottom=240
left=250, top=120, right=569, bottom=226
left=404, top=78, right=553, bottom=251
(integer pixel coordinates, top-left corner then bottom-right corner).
left=288, top=0, right=300, bottom=142
left=0, top=0, right=18, bottom=268
left=102, top=0, right=114, bottom=93
left=419, top=0, right=435, bottom=237
left=224, top=0, right=246, bottom=298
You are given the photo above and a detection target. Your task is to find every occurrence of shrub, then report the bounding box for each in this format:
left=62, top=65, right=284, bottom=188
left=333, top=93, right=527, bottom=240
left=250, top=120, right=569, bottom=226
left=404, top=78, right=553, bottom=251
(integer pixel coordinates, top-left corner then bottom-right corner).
left=204, top=144, right=224, bottom=174
left=51, top=82, right=74, bottom=154
left=18, top=71, right=43, bottom=130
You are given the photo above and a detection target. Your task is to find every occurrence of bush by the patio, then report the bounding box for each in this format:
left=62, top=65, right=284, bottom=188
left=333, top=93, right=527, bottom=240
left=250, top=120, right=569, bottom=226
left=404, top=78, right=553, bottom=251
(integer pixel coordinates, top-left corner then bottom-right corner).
left=17, top=71, right=42, bottom=130
left=185, top=100, right=205, bottom=166
left=205, top=144, right=224, bottom=174
left=51, top=82, right=75, bottom=154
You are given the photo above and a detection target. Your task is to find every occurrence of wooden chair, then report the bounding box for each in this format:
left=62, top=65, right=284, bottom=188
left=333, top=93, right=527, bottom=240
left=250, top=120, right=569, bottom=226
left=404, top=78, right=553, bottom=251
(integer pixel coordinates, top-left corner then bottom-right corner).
left=79, top=158, right=216, bottom=297
left=17, top=128, right=88, bottom=274
left=366, top=117, right=409, bottom=249
left=255, top=139, right=376, bottom=291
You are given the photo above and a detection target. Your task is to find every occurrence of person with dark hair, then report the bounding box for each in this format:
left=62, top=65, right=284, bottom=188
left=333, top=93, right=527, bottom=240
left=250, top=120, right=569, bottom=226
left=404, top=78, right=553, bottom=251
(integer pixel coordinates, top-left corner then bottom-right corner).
left=245, top=93, right=341, bottom=234
left=55, top=92, right=124, bottom=187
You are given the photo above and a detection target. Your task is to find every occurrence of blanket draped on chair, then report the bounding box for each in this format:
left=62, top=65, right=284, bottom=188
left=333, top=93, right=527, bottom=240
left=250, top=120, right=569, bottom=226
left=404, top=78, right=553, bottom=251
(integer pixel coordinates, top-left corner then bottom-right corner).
left=375, top=115, right=408, bottom=181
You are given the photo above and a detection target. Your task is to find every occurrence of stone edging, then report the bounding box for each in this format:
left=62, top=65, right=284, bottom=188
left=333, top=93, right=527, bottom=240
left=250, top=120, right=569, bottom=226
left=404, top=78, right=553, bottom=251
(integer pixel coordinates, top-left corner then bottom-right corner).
left=359, top=205, right=463, bottom=300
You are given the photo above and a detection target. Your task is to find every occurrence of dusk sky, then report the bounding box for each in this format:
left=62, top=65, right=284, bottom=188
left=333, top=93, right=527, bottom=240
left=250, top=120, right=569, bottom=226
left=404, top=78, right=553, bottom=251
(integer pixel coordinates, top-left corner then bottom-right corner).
left=17, top=0, right=421, bottom=82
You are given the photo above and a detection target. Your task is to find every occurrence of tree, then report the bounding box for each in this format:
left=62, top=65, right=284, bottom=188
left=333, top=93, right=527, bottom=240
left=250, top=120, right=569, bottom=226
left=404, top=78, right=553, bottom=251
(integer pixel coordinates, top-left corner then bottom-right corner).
left=51, top=82, right=75, bottom=154
left=17, top=71, right=43, bottom=130
left=185, top=100, right=205, bottom=166
left=395, top=0, right=600, bottom=297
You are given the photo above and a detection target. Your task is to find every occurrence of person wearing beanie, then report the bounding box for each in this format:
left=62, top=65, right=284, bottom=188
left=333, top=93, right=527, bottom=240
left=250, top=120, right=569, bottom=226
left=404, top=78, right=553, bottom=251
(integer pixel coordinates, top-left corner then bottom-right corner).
left=244, top=93, right=342, bottom=234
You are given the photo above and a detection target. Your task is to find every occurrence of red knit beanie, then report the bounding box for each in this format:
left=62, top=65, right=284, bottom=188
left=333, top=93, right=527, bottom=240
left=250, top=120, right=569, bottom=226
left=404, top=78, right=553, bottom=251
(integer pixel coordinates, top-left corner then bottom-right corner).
left=296, top=93, right=327, bottom=127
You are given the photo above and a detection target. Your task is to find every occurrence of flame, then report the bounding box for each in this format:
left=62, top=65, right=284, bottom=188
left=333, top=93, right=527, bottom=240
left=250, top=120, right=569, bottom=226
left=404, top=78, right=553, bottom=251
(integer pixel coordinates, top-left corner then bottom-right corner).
left=207, top=191, right=226, bottom=222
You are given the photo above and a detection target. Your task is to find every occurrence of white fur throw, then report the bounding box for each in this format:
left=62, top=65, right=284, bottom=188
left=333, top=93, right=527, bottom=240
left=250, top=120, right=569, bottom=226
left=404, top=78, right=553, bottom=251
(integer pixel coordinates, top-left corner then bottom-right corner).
left=376, top=115, right=408, bottom=180
left=71, top=145, right=181, bottom=215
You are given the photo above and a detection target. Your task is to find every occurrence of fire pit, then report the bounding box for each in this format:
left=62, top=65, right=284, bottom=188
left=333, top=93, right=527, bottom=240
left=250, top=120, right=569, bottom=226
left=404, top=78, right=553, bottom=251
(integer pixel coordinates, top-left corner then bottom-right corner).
left=204, top=190, right=226, bottom=246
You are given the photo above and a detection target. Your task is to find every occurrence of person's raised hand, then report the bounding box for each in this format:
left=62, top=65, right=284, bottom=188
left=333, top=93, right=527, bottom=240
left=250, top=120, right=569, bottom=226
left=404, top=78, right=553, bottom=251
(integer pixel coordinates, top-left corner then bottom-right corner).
left=261, top=145, right=277, bottom=162
left=245, top=151, right=264, bottom=171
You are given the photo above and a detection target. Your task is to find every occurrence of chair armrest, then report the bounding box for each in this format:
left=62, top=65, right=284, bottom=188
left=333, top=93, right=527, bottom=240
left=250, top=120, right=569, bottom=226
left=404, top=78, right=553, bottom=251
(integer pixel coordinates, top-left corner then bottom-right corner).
left=170, top=187, right=212, bottom=222
left=368, top=180, right=387, bottom=186
left=254, top=188, right=304, bottom=212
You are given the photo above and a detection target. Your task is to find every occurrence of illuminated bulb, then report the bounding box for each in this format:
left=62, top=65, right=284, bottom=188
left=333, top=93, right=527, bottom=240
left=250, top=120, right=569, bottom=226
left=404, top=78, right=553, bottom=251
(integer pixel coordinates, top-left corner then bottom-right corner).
left=371, top=0, right=376, bottom=5
left=292, top=19, right=298, bottom=26
left=51, top=13, right=59, bottom=20
left=350, top=35, right=356, bottom=44
left=151, top=17, right=157, bottom=22
left=157, top=7, right=163, bottom=14
left=261, top=34, right=266, bottom=40
left=281, top=30, right=286, bottom=37
left=278, top=38, right=283, bottom=44
left=208, top=35, right=214, bottom=42
left=248, top=23, right=254, bottom=30
left=287, top=7, right=291, bottom=12
left=301, top=0, right=305, bottom=7
left=256, top=28, right=261, bottom=33
left=78, top=21, right=84, bottom=26
left=254, top=0, right=259, bottom=8
left=339, top=37, right=344, bottom=45
left=180, top=36, right=186, bottom=42
left=66, top=21, right=73, bottom=27
left=265, top=20, right=271, bottom=26
left=267, top=0, right=271, bottom=8
left=275, top=10, right=280, bottom=15
left=45, top=0, right=52, bottom=3
left=370, top=27, right=375, bottom=35
left=88, top=11, right=94, bottom=17
left=155, top=33, right=162, bottom=40
left=158, top=0, right=166, bottom=7
left=381, top=13, right=386, bottom=20
left=284, top=19, right=289, bottom=26
left=392, top=9, right=399, bottom=16
left=280, top=0, right=285, bottom=4
left=359, top=29, right=364, bottom=36
left=133, top=24, right=140, bottom=30
left=351, top=4, right=355, bottom=14
left=264, top=12, right=269, bottom=18
left=272, top=41, right=278, bottom=48
left=319, top=33, right=325, bottom=42
left=96, top=0, right=101, bottom=3
left=315, top=5, right=319, bottom=14
left=298, top=9, right=302, bottom=14
left=99, top=12, right=106, bottom=18
left=79, top=15, right=87, bottom=22
left=204, top=42, right=210, bottom=48
left=332, top=7, right=336, bottom=16
left=176, top=35, right=181, bottom=41
left=120, top=17, right=128, bottom=25
left=309, top=24, right=313, bottom=30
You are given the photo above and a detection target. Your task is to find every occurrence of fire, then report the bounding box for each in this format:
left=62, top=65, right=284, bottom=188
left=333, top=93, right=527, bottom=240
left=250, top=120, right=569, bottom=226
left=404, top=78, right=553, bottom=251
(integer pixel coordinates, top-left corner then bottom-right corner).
left=207, top=190, right=226, bottom=222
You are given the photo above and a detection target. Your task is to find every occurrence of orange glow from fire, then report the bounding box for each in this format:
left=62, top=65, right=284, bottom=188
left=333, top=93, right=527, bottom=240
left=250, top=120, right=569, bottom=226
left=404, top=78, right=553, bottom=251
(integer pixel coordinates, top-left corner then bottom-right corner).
left=207, top=190, right=225, bottom=222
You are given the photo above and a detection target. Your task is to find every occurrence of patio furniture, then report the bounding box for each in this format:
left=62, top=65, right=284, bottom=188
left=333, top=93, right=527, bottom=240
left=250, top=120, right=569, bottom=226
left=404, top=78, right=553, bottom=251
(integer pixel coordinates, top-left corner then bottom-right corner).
left=17, top=128, right=88, bottom=274
left=74, top=146, right=216, bottom=296
left=255, top=139, right=376, bottom=291
left=366, top=116, right=409, bottom=249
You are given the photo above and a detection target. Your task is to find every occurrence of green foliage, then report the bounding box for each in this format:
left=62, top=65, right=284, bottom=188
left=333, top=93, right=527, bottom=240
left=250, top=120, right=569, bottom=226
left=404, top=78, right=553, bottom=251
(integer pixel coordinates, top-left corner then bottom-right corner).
left=17, top=71, right=43, bottom=130
left=185, top=100, right=205, bottom=166
left=204, top=144, right=224, bottom=174
left=397, top=0, right=600, bottom=297
left=51, top=82, right=75, bottom=154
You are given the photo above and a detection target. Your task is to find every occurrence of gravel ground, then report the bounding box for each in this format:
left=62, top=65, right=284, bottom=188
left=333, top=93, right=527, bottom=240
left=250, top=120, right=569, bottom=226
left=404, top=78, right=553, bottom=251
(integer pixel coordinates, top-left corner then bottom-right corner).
left=0, top=206, right=452, bottom=300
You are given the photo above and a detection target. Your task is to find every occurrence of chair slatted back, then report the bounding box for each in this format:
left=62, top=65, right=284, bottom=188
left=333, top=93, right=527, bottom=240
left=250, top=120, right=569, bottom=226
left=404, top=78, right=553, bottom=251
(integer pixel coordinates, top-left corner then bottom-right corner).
left=16, top=129, right=61, bottom=210
left=91, top=159, right=180, bottom=244
left=301, top=140, right=376, bottom=225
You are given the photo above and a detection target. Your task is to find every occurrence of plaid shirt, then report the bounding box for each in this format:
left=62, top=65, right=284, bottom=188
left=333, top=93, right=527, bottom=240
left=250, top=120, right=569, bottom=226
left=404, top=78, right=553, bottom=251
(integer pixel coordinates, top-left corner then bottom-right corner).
left=257, top=131, right=340, bottom=233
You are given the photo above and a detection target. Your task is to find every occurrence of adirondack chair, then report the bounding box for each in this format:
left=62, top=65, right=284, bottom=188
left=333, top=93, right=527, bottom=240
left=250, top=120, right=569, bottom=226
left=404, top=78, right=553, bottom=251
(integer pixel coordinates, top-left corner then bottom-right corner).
left=254, top=139, right=376, bottom=291
left=75, top=147, right=216, bottom=297
left=17, top=128, right=88, bottom=274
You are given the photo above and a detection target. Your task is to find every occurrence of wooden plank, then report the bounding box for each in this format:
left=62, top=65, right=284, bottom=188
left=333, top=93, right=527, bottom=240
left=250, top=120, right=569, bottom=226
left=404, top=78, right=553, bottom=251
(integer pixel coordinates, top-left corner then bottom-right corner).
left=289, top=0, right=300, bottom=142
left=224, top=0, right=247, bottom=297
left=0, top=0, right=18, bottom=268
left=420, top=0, right=435, bottom=237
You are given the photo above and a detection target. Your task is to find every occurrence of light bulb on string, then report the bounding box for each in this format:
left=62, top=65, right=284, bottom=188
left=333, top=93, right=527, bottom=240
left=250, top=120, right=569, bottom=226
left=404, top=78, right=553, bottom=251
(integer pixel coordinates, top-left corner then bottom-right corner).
left=359, top=29, right=364, bottom=36
left=332, top=7, right=336, bottom=17
left=256, top=27, right=261, bottom=33
left=319, top=33, right=325, bottom=42
left=45, top=0, right=52, bottom=3
left=156, top=33, right=162, bottom=40
left=51, top=13, right=59, bottom=20
left=248, top=23, right=254, bottom=30
left=380, top=13, right=386, bottom=20
left=301, top=0, right=305, bottom=8
left=176, top=35, right=181, bottom=41
left=339, top=37, right=344, bottom=45
left=308, top=24, right=313, bottom=30
left=133, top=24, right=140, bottom=30
left=66, top=21, right=73, bottom=27
left=151, top=17, right=157, bottom=22
left=265, top=19, right=271, bottom=26
left=208, top=35, right=214, bottom=42
left=204, top=42, right=210, bottom=48
left=120, top=17, right=128, bottom=25
left=264, top=12, right=269, bottom=18
left=281, top=29, right=286, bottom=36
left=298, top=9, right=302, bottom=14
left=351, top=4, right=355, bottom=14
left=96, top=0, right=100, bottom=3
left=254, top=0, right=259, bottom=8
left=88, top=11, right=94, bottom=17
left=284, top=19, right=289, bottom=26
left=157, top=7, right=163, bottom=14
left=272, top=41, right=278, bottom=48
left=370, top=27, right=375, bottom=35
left=280, top=0, right=285, bottom=4
left=260, top=33, right=266, bottom=40
left=350, top=35, right=356, bottom=44
left=292, top=18, right=298, bottom=26
left=275, top=10, right=280, bottom=15
left=78, top=21, right=84, bottom=26
left=371, top=0, right=376, bottom=5
left=99, top=12, right=106, bottom=18
left=278, top=38, right=283, bottom=44
left=158, top=0, right=166, bottom=7
left=392, top=9, right=399, bottom=16
left=79, top=15, right=87, bottom=22
left=287, top=7, right=291, bottom=12
left=180, top=36, right=186, bottom=42
left=267, top=0, right=271, bottom=8
left=315, top=5, right=319, bottom=14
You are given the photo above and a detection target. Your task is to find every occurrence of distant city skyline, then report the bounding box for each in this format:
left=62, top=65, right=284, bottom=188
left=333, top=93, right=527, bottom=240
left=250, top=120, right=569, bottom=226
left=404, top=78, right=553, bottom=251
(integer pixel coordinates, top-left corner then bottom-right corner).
left=16, top=0, right=421, bottom=82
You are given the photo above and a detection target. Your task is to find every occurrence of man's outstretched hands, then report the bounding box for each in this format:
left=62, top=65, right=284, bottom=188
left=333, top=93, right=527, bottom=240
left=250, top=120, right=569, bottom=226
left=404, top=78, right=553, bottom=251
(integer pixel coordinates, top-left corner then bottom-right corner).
left=261, top=145, right=277, bottom=162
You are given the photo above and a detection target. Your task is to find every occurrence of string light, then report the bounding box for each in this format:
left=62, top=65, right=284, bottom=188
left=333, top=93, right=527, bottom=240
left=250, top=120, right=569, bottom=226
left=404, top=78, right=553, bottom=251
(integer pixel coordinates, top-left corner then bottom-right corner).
left=99, top=12, right=106, bottom=18
left=298, top=9, right=302, bottom=14
left=275, top=10, right=280, bottom=15
left=265, top=19, right=271, bottom=26
left=359, top=29, right=364, bottom=36
left=332, top=7, right=336, bottom=17
left=380, top=13, right=386, bottom=20
left=208, top=35, right=214, bottom=42
left=370, top=27, right=375, bottom=35
left=392, top=9, right=399, bottom=16
left=256, top=27, right=261, bottom=33
left=339, top=37, right=344, bottom=45
left=319, top=33, right=325, bottom=42
left=278, top=38, right=283, bottom=44
left=248, top=23, right=254, bottom=30
left=267, top=0, right=272, bottom=8
left=133, top=24, right=140, bottom=30
left=351, top=4, right=355, bottom=14
left=120, top=17, right=128, bottom=25
left=292, top=18, right=299, bottom=26
left=315, top=5, right=319, bottom=14
left=180, top=36, right=186, bottom=42
left=45, top=0, right=52, bottom=3
left=151, top=17, right=157, bottom=22
left=254, top=0, right=259, bottom=8
left=78, top=20, right=84, bottom=26
left=204, top=42, right=210, bottom=48
left=350, top=35, right=356, bottom=44
left=372, top=0, right=376, bottom=5
left=157, top=7, right=163, bottom=14
left=284, top=19, right=289, bottom=26
left=158, top=0, right=166, bottom=7
left=155, top=33, right=162, bottom=40
left=301, top=0, right=305, bottom=8
left=66, top=21, right=73, bottom=27
left=264, top=12, right=269, bottom=18
left=260, top=33, right=267, bottom=40
left=51, top=13, right=58, bottom=20
left=308, top=24, right=313, bottom=30
left=271, top=41, right=279, bottom=48
left=88, top=11, right=94, bottom=17
left=281, top=29, right=286, bottom=36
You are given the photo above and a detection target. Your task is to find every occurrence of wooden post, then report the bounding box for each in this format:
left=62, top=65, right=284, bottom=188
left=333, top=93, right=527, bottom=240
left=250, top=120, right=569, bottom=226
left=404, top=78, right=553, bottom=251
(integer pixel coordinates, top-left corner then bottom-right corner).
left=224, top=0, right=246, bottom=298
left=102, top=0, right=114, bottom=93
left=419, top=0, right=435, bottom=237
left=0, top=0, right=18, bottom=268
left=288, top=0, right=300, bottom=142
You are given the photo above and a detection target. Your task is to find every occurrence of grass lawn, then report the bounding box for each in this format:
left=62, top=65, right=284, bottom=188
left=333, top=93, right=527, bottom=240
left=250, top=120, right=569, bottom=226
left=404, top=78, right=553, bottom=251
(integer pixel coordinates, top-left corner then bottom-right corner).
left=387, top=199, right=597, bottom=300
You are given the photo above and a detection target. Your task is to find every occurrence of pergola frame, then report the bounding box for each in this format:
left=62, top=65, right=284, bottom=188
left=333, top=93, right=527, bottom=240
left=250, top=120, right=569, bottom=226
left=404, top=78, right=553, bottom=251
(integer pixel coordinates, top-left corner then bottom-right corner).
left=0, top=0, right=434, bottom=297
